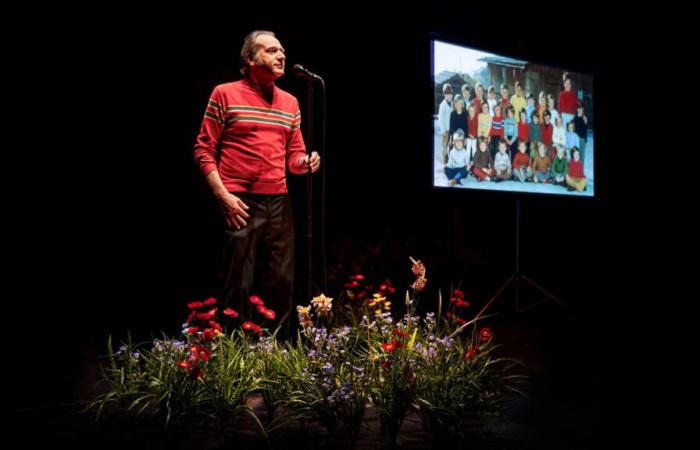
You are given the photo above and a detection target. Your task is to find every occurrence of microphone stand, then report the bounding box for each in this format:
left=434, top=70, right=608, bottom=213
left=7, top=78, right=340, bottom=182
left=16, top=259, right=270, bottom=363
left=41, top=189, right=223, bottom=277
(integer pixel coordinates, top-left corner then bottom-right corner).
left=305, top=77, right=314, bottom=304
left=299, top=71, right=326, bottom=304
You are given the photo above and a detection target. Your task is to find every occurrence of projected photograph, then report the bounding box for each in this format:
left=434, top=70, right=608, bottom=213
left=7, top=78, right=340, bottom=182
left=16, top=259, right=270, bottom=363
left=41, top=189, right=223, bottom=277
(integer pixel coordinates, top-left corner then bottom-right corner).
left=432, top=39, right=594, bottom=196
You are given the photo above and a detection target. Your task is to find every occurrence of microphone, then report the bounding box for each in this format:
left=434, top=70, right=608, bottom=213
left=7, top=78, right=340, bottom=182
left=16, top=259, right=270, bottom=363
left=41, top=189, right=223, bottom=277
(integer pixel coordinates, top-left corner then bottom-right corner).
left=293, top=64, right=323, bottom=81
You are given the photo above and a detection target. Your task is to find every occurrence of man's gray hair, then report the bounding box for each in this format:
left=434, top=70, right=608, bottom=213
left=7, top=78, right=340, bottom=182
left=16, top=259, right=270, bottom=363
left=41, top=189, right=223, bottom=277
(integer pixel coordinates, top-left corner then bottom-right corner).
left=240, top=30, right=276, bottom=76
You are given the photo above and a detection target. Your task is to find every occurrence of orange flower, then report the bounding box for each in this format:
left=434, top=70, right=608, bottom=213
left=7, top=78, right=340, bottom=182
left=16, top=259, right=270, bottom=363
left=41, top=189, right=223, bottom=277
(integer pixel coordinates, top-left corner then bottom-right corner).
left=412, top=277, right=427, bottom=293
left=411, top=260, right=426, bottom=278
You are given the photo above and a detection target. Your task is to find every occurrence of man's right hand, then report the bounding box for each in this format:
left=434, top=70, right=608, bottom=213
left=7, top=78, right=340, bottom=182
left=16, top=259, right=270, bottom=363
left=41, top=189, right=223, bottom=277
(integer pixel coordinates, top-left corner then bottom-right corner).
left=217, top=193, right=250, bottom=230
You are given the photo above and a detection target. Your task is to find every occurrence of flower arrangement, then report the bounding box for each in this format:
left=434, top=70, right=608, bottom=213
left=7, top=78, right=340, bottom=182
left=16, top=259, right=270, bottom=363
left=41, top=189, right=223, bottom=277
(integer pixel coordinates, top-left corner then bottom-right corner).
left=88, top=257, right=524, bottom=448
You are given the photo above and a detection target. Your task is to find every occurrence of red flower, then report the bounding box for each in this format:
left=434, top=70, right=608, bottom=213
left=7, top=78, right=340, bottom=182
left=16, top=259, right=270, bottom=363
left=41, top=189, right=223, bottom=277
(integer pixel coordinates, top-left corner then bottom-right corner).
left=357, top=290, right=368, bottom=300
left=456, top=317, right=466, bottom=325
left=223, top=308, right=238, bottom=318
left=249, top=295, right=265, bottom=305
left=190, top=345, right=211, bottom=361
left=382, top=341, right=397, bottom=352
left=201, top=329, right=216, bottom=341
left=208, top=321, right=223, bottom=332
left=453, top=289, right=464, bottom=299
left=256, top=304, right=268, bottom=315
left=455, top=299, right=470, bottom=308
left=203, top=297, right=217, bottom=306
left=382, top=339, right=403, bottom=352
left=352, top=274, right=366, bottom=281
left=381, top=360, right=392, bottom=370
left=263, top=308, right=276, bottom=320
left=345, top=280, right=360, bottom=289
left=177, top=360, right=190, bottom=369
left=379, top=280, right=396, bottom=294
left=186, top=327, right=199, bottom=334
left=242, top=321, right=262, bottom=333
left=187, top=301, right=204, bottom=310
left=186, top=310, right=197, bottom=323
left=196, top=308, right=217, bottom=321
left=464, top=346, right=478, bottom=361
left=189, top=364, right=205, bottom=381
left=479, top=327, right=493, bottom=342
left=393, top=328, right=409, bottom=338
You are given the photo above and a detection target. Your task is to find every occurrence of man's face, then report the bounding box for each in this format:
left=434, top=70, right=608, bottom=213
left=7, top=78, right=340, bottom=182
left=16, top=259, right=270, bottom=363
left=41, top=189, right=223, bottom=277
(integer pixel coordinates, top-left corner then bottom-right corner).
left=252, top=34, right=286, bottom=79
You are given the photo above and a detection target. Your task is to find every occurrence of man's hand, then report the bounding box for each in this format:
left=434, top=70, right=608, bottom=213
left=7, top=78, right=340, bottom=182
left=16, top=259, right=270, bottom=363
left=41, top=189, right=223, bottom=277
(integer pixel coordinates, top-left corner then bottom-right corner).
left=299, top=151, right=321, bottom=173
left=217, top=192, right=250, bottom=230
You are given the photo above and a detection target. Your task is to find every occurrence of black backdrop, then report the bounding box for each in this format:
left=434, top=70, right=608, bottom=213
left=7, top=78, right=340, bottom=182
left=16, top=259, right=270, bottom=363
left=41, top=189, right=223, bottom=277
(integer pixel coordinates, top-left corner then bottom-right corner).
left=14, top=10, right=649, bottom=441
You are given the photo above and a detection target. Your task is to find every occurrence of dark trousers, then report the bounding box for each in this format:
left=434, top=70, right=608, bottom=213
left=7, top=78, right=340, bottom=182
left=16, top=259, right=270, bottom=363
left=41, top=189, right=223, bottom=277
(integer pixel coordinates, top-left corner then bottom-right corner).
left=222, top=193, right=294, bottom=338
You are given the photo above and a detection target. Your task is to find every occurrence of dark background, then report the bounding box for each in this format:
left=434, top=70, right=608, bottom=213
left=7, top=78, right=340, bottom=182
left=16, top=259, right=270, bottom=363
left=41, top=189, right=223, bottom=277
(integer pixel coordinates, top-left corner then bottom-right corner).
left=12, top=7, right=665, bottom=448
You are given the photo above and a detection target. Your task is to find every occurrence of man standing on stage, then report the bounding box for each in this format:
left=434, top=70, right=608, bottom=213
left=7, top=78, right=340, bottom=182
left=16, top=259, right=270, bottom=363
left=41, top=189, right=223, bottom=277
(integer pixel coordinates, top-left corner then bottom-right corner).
left=194, top=30, right=320, bottom=335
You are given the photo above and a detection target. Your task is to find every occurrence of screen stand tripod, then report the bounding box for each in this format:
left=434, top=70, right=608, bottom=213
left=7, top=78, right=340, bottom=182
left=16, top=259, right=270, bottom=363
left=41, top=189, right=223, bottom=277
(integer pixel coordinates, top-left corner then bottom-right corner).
left=487, top=199, right=564, bottom=312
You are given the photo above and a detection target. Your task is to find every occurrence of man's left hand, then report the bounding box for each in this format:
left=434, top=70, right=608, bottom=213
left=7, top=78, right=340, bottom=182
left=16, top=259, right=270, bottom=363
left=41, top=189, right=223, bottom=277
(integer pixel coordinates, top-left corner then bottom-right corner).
left=300, top=152, right=321, bottom=173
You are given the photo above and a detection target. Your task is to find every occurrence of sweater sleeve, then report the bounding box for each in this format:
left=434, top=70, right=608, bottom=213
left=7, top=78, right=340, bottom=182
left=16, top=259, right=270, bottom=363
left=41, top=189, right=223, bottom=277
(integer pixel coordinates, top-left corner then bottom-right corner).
left=193, top=86, right=225, bottom=177
left=286, top=101, right=308, bottom=175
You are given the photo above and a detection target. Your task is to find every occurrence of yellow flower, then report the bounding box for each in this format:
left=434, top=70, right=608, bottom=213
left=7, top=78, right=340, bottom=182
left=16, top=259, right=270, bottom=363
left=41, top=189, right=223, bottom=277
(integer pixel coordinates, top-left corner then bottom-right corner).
left=311, top=294, right=333, bottom=315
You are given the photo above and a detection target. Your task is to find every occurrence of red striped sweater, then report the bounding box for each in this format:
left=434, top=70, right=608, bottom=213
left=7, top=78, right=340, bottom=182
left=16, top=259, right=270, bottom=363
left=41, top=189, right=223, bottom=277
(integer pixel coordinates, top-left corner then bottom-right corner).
left=194, top=79, right=307, bottom=194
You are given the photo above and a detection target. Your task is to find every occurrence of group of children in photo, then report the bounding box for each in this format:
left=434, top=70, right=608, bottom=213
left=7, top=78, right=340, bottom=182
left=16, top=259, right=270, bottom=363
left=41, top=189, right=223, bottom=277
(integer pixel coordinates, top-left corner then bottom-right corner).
left=438, top=74, right=589, bottom=192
